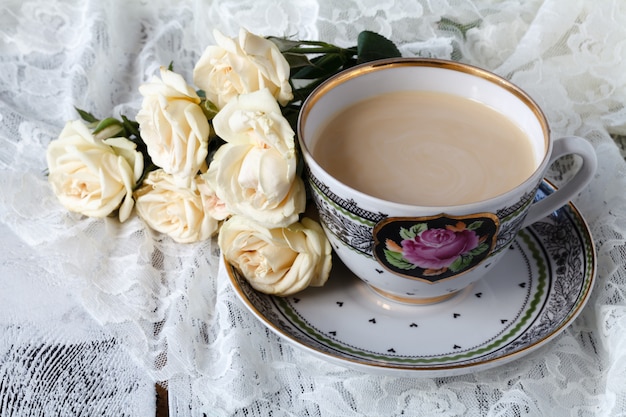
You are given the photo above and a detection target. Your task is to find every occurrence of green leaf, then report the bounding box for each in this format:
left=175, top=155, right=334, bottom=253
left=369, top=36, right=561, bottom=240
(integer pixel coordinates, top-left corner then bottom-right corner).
left=75, top=107, right=98, bottom=124
left=200, top=99, right=219, bottom=120
left=282, top=52, right=314, bottom=69
left=409, top=223, right=428, bottom=236
left=290, top=83, right=319, bottom=103
left=291, top=53, right=346, bottom=80
left=121, top=115, right=140, bottom=138
left=384, top=249, right=416, bottom=270
left=468, top=242, right=489, bottom=257
left=449, top=254, right=473, bottom=273
left=356, top=31, right=401, bottom=63
left=281, top=105, right=300, bottom=133
left=93, top=117, right=124, bottom=138
left=400, top=223, right=428, bottom=240
left=466, top=221, right=484, bottom=231
left=270, top=37, right=353, bottom=55
left=267, top=36, right=303, bottom=52
left=399, top=227, right=414, bottom=240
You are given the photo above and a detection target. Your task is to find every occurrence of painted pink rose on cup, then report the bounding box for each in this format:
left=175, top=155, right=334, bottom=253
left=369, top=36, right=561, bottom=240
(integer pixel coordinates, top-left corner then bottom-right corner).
left=402, top=227, right=480, bottom=270
left=374, top=215, right=499, bottom=282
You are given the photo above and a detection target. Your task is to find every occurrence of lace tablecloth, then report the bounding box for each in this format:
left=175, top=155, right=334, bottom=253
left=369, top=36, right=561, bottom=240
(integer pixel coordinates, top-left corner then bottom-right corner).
left=2, top=0, right=626, bottom=416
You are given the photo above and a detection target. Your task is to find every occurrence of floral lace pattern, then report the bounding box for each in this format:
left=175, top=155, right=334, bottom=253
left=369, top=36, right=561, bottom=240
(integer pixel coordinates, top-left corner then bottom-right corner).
left=1, top=0, right=626, bottom=416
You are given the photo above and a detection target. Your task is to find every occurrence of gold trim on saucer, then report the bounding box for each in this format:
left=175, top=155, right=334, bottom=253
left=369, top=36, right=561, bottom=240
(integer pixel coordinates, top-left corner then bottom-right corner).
left=225, top=181, right=596, bottom=377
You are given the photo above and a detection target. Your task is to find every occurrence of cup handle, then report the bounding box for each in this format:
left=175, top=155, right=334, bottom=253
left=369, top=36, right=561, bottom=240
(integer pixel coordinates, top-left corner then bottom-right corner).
left=522, top=136, right=597, bottom=228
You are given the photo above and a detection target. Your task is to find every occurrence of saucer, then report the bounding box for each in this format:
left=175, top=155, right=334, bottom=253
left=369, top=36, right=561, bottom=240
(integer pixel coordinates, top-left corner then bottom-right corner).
left=227, top=182, right=596, bottom=377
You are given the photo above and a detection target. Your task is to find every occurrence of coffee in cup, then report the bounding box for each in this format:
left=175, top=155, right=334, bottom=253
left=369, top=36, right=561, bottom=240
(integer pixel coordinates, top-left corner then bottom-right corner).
left=298, top=58, right=596, bottom=304
left=311, top=90, right=537, bottom=206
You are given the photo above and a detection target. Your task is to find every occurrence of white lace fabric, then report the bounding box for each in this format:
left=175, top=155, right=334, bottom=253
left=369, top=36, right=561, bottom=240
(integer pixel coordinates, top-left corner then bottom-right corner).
left=1, top=0, right=626, bottom=415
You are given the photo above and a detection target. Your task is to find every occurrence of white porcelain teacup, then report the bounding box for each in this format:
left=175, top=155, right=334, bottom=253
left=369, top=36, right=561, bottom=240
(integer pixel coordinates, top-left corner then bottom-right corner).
left=297, top=58, right=597, bottom=304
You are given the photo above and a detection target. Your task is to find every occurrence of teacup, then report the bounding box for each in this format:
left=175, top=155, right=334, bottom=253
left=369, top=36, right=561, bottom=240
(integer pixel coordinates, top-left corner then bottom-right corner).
left=297, top=58, right=597, bottom=304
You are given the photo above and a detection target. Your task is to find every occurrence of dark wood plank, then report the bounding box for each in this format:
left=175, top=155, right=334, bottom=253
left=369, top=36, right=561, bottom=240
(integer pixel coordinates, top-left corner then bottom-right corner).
left=156, top=383, right=169, bottom=417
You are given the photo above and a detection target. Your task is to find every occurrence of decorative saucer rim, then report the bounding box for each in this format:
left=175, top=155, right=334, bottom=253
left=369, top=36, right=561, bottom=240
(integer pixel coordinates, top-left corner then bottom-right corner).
left=227, top=181, right=596, bottom=377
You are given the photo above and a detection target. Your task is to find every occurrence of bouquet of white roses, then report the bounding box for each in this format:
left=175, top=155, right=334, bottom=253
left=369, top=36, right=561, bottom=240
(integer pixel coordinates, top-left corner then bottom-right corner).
left=45, top=28, right=400, bottom=296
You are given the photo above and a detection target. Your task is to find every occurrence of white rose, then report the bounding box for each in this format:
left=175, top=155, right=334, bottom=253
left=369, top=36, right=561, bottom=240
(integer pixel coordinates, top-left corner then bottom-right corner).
left=196, top=174, right=231, bottom=221
left=136, top=67, right=210, bottom=181
left=219, top=215, right=332, bottom=296
left=213, top=88, right=296, bottom=158
left=134, top=169, right=219, bottom=243
left=193, top=28, right=293, bottom=109
left=205, top=142, right=305, bottom=228
left=46, top=120, right=143, bottom=222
